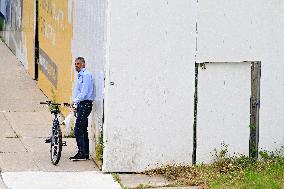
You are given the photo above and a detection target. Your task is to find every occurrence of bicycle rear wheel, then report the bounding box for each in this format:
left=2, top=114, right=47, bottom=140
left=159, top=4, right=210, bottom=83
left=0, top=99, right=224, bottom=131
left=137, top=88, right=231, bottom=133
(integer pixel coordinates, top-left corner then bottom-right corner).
left=50, top=126, right=62, bottom=165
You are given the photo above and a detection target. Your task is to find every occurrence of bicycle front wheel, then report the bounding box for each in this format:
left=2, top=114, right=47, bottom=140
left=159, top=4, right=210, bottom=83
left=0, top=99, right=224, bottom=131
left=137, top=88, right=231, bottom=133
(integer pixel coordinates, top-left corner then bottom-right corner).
left=50, top=127, right=62, bottom=165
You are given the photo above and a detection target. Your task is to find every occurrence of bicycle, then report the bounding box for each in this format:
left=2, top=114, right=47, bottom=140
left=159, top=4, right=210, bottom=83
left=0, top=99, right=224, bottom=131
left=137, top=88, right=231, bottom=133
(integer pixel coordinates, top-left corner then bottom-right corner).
left=40, top=101, right=71, bottom=165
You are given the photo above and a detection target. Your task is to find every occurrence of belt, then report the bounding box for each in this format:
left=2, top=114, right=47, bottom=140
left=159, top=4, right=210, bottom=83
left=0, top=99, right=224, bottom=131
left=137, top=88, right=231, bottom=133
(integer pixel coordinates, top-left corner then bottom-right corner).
left=80, top=100, right=93, bottom=104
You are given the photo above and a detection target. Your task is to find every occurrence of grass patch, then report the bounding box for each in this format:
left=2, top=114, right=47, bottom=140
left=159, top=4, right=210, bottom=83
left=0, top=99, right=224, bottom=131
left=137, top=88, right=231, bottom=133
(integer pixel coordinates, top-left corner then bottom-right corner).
left=145, top=146, right=284, bottom=189
left=210, top=158, right=284, bottom=189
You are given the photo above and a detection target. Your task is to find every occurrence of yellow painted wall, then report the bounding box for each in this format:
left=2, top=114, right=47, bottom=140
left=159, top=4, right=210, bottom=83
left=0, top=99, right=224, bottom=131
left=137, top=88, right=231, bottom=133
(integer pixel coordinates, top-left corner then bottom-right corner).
left=38, top=0, right=73, bottom=114
left=22, top=0, right=35, bottom=78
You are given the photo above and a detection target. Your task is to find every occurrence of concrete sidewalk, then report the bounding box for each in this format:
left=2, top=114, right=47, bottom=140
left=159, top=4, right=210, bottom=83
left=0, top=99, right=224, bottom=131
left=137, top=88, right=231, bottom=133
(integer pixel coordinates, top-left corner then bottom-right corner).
left=0, top=40, right=99, bottom=171
left=0, top=40, right=197, bottom=189
left=2, top=172, right=120, bottom=189
left=0, top=40, right=101, bottom=188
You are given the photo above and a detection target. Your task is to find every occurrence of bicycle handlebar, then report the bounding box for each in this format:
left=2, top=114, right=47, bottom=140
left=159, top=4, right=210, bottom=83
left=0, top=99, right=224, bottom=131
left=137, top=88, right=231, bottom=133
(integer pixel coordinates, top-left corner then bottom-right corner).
left=40, top=101, right=71, bottom=107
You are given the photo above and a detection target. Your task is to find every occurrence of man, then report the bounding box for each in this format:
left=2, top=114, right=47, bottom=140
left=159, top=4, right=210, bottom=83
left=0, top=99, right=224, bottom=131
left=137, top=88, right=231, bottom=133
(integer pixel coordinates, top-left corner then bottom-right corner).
left=69, top=57, right=95, bottom=161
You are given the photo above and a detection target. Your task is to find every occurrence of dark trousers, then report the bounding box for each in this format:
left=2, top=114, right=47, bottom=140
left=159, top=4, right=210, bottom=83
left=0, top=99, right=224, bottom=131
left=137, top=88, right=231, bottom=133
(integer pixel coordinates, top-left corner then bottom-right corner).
left=74, top=101, right=93, bottom=155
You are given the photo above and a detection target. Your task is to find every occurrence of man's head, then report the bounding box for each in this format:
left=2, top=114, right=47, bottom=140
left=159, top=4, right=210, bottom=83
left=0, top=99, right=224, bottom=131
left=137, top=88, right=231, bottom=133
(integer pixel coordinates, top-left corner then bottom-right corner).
left=75, top=57, right=85, bottom=72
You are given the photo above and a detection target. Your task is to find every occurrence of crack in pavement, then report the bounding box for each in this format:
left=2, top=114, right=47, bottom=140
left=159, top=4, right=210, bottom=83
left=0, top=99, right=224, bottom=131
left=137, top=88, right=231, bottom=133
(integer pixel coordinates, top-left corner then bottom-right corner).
left=3, top=113, right=29, bottom=153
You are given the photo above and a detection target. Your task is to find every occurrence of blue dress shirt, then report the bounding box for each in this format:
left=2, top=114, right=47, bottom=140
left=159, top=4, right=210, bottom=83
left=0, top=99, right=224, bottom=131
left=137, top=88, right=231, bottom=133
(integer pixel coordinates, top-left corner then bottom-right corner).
left=73, top=68, right=95, bottom=104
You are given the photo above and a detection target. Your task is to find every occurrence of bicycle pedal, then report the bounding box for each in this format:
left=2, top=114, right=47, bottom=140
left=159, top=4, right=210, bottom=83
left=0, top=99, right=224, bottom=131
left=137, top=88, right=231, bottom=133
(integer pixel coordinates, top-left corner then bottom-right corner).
left=62, top=141, right=67, bottom=146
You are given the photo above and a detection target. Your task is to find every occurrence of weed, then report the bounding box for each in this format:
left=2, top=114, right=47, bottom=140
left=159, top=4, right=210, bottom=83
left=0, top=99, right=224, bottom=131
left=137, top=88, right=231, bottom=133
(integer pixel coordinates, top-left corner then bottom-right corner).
left=200, top=63, right=206, bottom=70
left=112, top=173, right=121, bottom=183
left=63, top=128, right=75, bottom=138
left=48, top=89, right=58, bottom=111
left=0, top=17, right=4, bottom=31
left=249, top=124, right=256, bottom=129
left=134, top=184, right=150, bottom=189
left=112, top=173, right=129, bottom=189
left=95, top=128, right=104, bottom=168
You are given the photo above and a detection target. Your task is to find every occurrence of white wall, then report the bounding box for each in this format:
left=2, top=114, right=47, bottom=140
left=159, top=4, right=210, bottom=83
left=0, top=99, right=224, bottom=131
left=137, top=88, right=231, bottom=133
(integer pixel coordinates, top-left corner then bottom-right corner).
left=72, top=0, right=106, bottom=155
left=197, top=62, right=251, bottom=163
left=103, top=0, right=196, bottom=172
left=197, top=1, right=284, bottom=153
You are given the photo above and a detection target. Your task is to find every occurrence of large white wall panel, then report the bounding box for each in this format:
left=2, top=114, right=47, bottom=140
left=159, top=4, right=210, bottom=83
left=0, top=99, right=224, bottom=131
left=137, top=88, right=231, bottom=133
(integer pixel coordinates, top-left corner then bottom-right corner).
left=259, top=62, right=284, bottom=151
left=197, top=1, right=284, bottom=153
left=197, top=1, right=270, bottom=62
left=103, top=0, right=196, bottom=172
left=72, top=0, right=107, bottom=155
left=72, top=0, right=106, bottom=73
left=257, top=3, right=284, bottom=152
left=197, top=62, right=251, bottom=163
